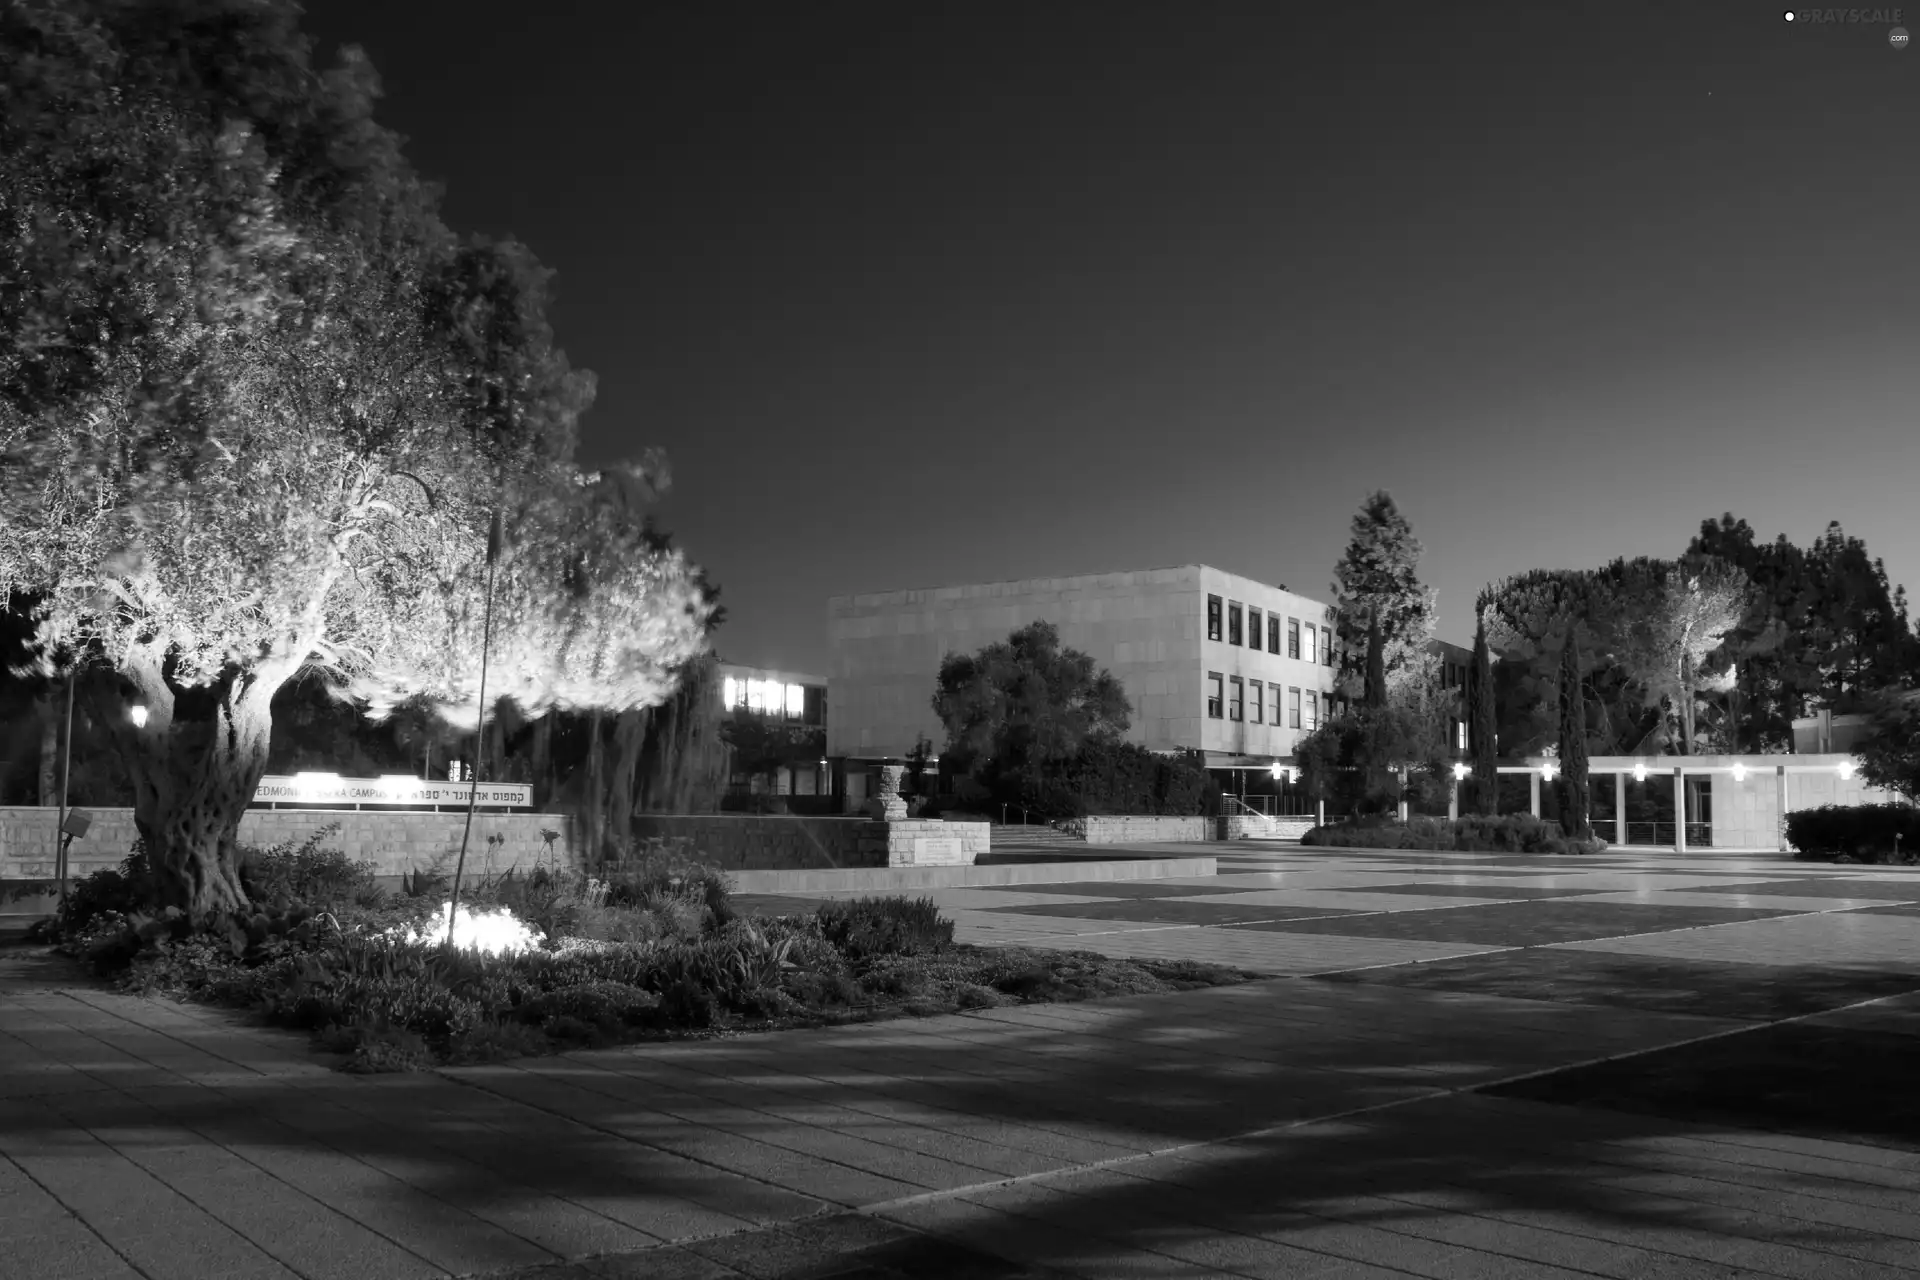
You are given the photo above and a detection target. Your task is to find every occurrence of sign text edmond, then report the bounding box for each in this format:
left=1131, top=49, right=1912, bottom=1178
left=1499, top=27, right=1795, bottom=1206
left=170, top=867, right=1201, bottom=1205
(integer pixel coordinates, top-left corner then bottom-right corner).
left=252, top=774, right=533, bottom=808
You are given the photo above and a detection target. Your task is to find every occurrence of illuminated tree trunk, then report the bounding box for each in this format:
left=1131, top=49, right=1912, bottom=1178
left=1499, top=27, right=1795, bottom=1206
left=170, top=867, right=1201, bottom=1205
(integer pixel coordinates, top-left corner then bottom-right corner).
left=607, top=707, right=646, bottom=844
left=107, top=651, right=294, bottom=919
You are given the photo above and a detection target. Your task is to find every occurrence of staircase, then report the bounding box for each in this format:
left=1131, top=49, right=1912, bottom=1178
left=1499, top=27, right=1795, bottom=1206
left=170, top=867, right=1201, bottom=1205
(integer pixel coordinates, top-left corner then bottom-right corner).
left=988, top=822, right=1086, bottom=850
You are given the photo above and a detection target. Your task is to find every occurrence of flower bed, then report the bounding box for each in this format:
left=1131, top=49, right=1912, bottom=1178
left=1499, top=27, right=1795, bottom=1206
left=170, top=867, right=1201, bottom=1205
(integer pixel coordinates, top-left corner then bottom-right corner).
left=33, top=827, right=1258, bottom=1072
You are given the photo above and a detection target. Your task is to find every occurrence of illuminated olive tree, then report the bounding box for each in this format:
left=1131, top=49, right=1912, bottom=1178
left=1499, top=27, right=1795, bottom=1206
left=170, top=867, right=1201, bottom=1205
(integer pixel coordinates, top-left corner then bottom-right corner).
left=0, top=1, right=712, bottom=915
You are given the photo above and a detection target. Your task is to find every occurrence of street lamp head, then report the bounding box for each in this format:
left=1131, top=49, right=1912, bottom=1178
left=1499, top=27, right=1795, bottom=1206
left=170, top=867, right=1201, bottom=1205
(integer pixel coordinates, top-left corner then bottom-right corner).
left=130, top=705, right=148, bottom=728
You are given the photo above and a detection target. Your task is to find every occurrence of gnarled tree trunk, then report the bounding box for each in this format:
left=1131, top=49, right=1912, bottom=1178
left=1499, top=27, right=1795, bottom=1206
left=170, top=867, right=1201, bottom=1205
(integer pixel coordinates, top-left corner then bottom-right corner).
left=103, top=651, right=294, bottom=919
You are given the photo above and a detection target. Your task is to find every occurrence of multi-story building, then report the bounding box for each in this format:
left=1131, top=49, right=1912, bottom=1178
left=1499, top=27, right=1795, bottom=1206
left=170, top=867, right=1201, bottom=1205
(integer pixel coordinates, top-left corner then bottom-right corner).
left=716, top=663, right=829, bottom=797
left=825, top=565, right=1350, bottom=809
left=1430, top=638, right=1475, bottom=758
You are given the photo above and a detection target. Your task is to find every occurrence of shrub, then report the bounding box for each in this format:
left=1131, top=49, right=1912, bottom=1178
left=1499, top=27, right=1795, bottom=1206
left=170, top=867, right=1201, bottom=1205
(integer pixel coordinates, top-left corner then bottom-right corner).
left=238, top=825, right=377, bottom=908
left=1301, top=813, right=1576, bottom=853
left=1787, top=804, right=1920, bottom=863
left=815, top=897, right=954, bottom=960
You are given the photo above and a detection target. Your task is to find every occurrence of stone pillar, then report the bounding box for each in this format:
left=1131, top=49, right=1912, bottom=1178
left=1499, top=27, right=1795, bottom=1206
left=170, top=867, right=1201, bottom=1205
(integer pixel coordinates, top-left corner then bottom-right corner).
left=1315, top=798, right=1325, bottom=828
left=1674, top=766, right=1687, bottom=854
left=1529, top=770, right=1541, bottom=817
left=1448, top=776, right=1459, bottom=822
left=865, top=764, right=908, bottom=820
left=1397, top=767, right=1409, bottom=823
left=1776, top=763, right=1789, bottom=853
left=1614, top=771, right=1627, bottom=847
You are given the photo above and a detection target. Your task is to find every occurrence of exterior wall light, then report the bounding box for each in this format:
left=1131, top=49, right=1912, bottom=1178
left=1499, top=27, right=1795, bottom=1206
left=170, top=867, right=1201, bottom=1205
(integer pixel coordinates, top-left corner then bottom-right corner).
left=1837, top=760, right=1856, bottom=781
left=1632, top=762, right=1646, bottom=783
left=1269, top=762, right=1285, bottom=780
left=130, top=705, right=149, bottom=728
left=1539, top=761, right=1558, bottom=782
left=1452, top=762, right=1470, bottom=780
left=1730, top=762, right=1747, bottom=783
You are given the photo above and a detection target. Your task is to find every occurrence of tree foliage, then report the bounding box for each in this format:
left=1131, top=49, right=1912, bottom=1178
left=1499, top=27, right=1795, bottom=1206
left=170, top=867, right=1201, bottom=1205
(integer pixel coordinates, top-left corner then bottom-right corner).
left=0, top=1, right=712, bottom=913
left=1332, top=491, right=1437, bottom=699
left=931, top=621, right=1131, bottom=782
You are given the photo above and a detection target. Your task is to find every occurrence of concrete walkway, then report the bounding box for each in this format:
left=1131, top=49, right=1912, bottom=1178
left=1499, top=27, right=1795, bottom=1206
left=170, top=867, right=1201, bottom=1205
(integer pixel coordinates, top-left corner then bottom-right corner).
left=6, top=846, right=1920, bottom=1278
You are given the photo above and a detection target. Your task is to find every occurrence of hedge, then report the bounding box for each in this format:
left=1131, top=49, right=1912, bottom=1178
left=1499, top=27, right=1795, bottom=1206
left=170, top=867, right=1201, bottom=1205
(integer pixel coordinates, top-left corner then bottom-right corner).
left=1786, top=804, right=1920, bottom=864
left=1301, top=812, right=1605, bottom=855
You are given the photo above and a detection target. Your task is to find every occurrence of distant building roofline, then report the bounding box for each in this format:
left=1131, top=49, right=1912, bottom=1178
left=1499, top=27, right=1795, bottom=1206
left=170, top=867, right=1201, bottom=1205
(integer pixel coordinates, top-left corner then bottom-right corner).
left=827, top=563, right=1328, bottom=605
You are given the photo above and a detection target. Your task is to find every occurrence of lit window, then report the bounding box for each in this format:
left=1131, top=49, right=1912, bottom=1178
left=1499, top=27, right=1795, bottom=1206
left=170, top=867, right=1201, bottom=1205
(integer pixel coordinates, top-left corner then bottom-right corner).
left=1207, top=595, right=1223, bottom=642
left=1228, top=603, right=1243, bottom=646
left=1288, top=618, right=1300, bottom=659
left=1250, top=680, right=1263, bottom=724
left=745, top=680, right=766, bottom=713
left=722, top=676, right=740, bottom=709
left=1229, top=676, right=1244, bottom=721
left=1247, top=608, right=1262, bottom=652
left=1267, top=614, right=1280, bottom=652
left=1302, top=625, right=1316, bottom=665
left=1207, top=672, right=1224, bottom=719
left=1289, top=686, right=1301, bottom=729
left=786, top=683, right=804, bottom=717
left=1305, top=690, right=1319, bottom=731
left=1456, top=720, right=1467, bottom=750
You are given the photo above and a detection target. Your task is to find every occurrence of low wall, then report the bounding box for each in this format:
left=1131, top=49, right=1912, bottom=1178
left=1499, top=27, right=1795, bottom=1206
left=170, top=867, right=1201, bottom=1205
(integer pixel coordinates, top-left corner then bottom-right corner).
left=1082, top=815, right=1212, bottom=844
left=1223, top=815, right=1316, bottom=842
left=628, top=815, right=989, bottom=871
left=0, top=807, right=578, bottom=881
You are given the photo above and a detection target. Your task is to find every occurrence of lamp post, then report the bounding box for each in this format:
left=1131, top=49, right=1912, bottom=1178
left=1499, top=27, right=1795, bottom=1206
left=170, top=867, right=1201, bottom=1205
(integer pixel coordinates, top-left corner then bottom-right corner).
left=446, top=509, right=503, bottom=952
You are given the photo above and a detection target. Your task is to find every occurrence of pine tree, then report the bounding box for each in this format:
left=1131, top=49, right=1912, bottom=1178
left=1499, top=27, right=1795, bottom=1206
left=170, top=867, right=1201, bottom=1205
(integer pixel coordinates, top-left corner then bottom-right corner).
left=1559, top=633, right=1591, bottom=840
left=1470, top=611, right=1498, bottom=816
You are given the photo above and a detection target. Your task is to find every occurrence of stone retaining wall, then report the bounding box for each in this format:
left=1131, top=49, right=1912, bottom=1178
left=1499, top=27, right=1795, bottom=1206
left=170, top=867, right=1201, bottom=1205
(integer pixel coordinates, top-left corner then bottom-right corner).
left=0, top=807, right=577, bottom=881
left=1222, top=815, right=1316, bottom=841
left=629, top=815, right=988, bottom=870
left=1082, top=815, right=1212, bottom=844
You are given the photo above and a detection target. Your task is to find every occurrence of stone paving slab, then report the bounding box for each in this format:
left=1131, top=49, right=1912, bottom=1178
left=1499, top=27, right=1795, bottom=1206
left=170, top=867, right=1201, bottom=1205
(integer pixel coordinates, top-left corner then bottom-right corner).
left=1552, top=909, right=1920, bottom=966
left=1232, top=900, right=1809, bottom=947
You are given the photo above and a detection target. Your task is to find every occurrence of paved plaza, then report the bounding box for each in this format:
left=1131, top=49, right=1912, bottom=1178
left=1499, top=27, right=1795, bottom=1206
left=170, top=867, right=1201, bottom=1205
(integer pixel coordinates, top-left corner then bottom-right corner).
left=7, top=843, right=1920, bottom=1279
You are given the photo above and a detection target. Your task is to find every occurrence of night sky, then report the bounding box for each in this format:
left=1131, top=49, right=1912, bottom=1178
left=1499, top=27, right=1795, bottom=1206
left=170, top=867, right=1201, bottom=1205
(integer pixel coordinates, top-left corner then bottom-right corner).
left=301, top=2, right=1917, bottom=676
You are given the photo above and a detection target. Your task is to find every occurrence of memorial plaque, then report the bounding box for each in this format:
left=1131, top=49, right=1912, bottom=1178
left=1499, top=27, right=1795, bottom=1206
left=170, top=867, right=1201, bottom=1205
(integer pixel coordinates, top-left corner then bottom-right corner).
left=912, top=837, right=962, bottom=864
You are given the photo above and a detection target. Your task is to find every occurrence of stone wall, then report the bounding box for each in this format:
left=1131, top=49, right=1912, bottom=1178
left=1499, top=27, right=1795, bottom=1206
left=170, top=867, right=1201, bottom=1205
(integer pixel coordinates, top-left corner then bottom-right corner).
left=0, top=807, right=577, bottom=881
left=1082, top=815, right=1212, bottom=844
left=1222, top=814, right=1315, bottom=842
left=628, top=815, right=988, bottom=871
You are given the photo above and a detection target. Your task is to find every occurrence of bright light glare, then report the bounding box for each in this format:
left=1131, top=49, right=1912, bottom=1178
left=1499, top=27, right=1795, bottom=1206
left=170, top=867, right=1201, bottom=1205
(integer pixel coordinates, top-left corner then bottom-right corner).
left=1452, top=762, right=1470, bottom=780
left=1270, top=762, right=1285, bottom=780
left=1838, top=760, right=1856, bottom=781
left=721, top=676, right=739, bottom=709
left=786, top=683, right=804, bottom=716
left=395, top=903, right=540, bottom=955
left=130, top=705, right=148, bottom=727
left=1632, top=762, right=1647, bottom=783
left=1539, top=762, right=1558, bottom=781
left=1730, top=762, right=1747, bottom=783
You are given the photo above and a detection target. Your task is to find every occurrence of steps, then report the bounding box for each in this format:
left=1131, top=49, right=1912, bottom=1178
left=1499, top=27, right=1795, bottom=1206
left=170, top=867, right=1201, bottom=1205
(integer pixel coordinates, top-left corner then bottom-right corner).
left=988, top=822, right=1084, bottom=847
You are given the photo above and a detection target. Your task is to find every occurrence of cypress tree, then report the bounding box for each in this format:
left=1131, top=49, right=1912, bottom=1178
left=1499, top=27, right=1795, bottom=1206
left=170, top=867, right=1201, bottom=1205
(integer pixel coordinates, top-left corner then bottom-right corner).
left=1559, top=632, right=1591, bottom=841
left=1470, top=612, right=1498, bottom=816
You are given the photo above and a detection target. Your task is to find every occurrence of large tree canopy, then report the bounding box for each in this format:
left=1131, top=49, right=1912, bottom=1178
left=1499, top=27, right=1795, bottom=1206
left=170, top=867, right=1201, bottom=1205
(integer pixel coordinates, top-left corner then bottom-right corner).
left=930, top=621, right=1131, bottom=786
left=0, top=1, right=712, bottom=913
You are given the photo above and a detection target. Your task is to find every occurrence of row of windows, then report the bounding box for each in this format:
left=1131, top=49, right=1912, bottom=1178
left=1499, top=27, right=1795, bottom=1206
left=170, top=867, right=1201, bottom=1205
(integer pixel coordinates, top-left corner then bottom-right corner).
left=1205, top=595, right=1333, bottom=666
left=1205, top=674, right=1337, bottom=730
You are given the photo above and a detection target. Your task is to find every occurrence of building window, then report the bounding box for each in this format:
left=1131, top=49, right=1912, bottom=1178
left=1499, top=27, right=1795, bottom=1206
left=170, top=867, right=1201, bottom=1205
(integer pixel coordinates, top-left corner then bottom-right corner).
left=1249, top=679, right=1263, bottom=723
left=1321, top=627, right=1334, bottom=667
left=1229, top=676, right=1244, bottom=721
left=1305, top=690, right=1319, bottom=731
left=1228, top=602, right=1244, bottom=646
left=1207, top=672, right=1224, bottom=719
left=1302, top=624, right=1316, bottom=665
left=1289, top=686, right=1302, bottom=728
left=1456, top=719, right=1467, bottom=750
left=1288, top=618, right=1300, bottom=659
left=1247, top=607, right=1262, bottom=652
left=1267, top=614, right=1280, bottom=653
left=1270, top=682, right=1284, bottom=725
left=1207, top=595, right=1222, bottom=642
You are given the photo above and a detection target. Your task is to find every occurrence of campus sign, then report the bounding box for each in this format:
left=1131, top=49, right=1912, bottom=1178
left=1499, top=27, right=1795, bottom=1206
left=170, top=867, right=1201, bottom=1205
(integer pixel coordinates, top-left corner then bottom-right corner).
left=252, top=774, right=533, bottom=809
